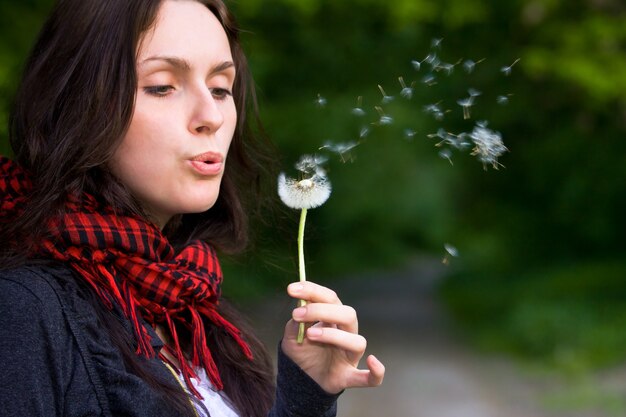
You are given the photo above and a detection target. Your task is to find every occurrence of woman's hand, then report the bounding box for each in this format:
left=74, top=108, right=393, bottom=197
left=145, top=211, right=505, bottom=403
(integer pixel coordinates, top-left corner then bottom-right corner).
left=281, top=281, right=385, bottom=394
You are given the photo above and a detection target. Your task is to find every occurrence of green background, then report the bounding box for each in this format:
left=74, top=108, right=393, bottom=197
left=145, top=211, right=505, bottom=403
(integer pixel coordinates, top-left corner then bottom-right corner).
left=1, top=0, right=625, bottom=375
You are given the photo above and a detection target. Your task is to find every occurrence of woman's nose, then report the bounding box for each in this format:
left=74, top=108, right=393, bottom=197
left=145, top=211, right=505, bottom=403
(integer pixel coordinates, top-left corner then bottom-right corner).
left=189, top=89, right=224, bottom=134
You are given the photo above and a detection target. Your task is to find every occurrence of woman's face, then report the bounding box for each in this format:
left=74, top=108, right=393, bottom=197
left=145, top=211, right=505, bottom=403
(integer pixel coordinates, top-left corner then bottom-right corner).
left=110, top=0, right=236, bottom=228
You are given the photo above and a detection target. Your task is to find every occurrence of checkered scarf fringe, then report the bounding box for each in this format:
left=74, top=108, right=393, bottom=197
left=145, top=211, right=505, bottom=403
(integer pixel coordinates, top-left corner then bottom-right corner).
left=0, top=156, right=253, bottom=398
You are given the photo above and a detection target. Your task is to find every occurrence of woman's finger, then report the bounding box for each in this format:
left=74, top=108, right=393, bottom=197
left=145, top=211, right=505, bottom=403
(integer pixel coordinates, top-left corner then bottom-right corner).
left=287, top=281, right=342, bottom=305
left=305, top=326, right=367, bottom=362
left=344, top=355, right=386, bottom=388
left=292, top=303, right=358, bottom=334
left=365, top=354, right=385, bottom=386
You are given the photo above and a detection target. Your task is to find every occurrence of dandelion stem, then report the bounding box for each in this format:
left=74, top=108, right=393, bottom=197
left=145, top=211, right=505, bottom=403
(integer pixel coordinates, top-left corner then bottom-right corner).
left=297, top=207, right=308, bottom=344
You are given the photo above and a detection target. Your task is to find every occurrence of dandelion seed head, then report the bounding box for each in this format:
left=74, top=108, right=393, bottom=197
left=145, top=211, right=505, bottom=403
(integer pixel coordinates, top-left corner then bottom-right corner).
left=299, top=179, right=313, bottom=188
left=278, top=173, right=332, bottom=210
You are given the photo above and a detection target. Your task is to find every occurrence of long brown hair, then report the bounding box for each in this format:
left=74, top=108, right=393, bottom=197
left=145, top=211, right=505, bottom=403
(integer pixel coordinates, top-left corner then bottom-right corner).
left=2, top=0, right=276, bottom=415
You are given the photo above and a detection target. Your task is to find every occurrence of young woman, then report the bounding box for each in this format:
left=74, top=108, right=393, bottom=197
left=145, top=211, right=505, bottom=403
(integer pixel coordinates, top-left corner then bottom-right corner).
left=0, top=0, right=384, bottom=416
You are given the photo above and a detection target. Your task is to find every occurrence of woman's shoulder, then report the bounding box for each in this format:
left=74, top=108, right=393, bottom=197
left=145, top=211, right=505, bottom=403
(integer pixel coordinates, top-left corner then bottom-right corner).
left=0, top=262, right=181, bottom=417
left=0, top=262, right=81, bottom=314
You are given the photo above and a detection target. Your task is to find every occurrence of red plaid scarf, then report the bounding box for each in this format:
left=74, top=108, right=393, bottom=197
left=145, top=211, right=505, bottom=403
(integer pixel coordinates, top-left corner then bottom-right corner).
left=0, top=156, right=252, bottom=397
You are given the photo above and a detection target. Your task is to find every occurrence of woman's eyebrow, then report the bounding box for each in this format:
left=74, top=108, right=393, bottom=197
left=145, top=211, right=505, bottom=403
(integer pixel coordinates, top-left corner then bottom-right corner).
left=139, top=56, right=235, bottom=75
left=140, top=56, right=191, bottom=71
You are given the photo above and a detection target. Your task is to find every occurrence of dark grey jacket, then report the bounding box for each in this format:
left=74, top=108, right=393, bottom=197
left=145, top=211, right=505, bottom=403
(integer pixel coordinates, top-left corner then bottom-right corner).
left=0, top=264, right=339, bottom=417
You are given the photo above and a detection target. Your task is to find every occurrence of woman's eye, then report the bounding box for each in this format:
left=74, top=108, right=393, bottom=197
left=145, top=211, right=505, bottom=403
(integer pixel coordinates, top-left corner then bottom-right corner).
left=144, top=85, right=174, bottom=97
left=211, top=88, right=233, bottom=101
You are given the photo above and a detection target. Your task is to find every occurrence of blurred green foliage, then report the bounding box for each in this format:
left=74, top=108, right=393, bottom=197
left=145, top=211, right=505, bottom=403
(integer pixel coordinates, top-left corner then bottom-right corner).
left=1, top=0, right=625, bottom=370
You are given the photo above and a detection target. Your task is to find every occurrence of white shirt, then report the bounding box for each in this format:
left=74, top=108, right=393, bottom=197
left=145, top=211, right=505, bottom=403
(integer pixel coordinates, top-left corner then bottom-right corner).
left=174, top=365, right=240, bottom=417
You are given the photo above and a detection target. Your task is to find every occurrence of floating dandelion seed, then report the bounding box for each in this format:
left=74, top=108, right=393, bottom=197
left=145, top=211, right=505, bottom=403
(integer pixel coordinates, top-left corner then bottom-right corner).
left=442, top=243, right=459, bottom=265
left=435, top=59, right=459, bottom=76
left=496, top=94, right=512, bottom=105
left=278, top=172, right=332, bottom=343
left=438, top=148, right=453, bottom=165
left=351, top=96, right=366, bottom=116
left=429, top=129, right=471, bottom=151
left=424, top=103, right=441, bottom=114
left=462, top=58, right=485, bottom=73
left=377, top=85, right=394, bottom=104
left=428, top=59, right=442, bottom=73
left=374, top=106, right=393, bottom=125
left=359, top=126, right=370, bottom=138
left=315, top=93, right=327, bottom=107
left=457, top=96, right=475, bottom=120
left=469, top=121, right=508, bottom=169
left=500, top=58, right=520, bottom=76
left=445, top=243, right=459, bottom=257
left=320, top=141, right=358, bottom=163
left=398, top=76, right=414, bottom=99
left=319, top=140, right=334, bottom=150
left=431, top=37, right=443, bottom=49
left=468, top=88, right=482, bottom=97
left=404, top=129, right=417, bottom=140
left=422, top=73, right=437, bottom=86
left=411, top=60, right=421, bottom=71
left=449, top=132, right=472, bottom=151
left=295, top=154, right=328, bottom=175
left=424, top=52, right=439, bottom=67
left=423, top=102, right=446, bottom=120
left=428, top=127, right=449, bottom=142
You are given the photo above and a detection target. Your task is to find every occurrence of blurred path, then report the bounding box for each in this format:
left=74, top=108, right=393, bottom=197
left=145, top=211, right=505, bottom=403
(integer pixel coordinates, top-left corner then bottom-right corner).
left=244, top=257, right=625, bottom=417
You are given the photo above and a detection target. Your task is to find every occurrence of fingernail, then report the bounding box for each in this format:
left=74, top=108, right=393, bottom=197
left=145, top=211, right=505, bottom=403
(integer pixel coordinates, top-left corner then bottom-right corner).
left=307, top=327, right=323, bottom=337
left=293, top=307, right=306, bottom=319
left=288, top=283, right=304, bottom=293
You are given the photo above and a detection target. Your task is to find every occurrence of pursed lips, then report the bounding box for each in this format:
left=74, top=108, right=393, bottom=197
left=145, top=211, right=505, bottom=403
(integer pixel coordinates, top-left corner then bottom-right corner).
left=190, top=151, right=224, bottom=164
left=188, top=151, right=224, bottom=175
